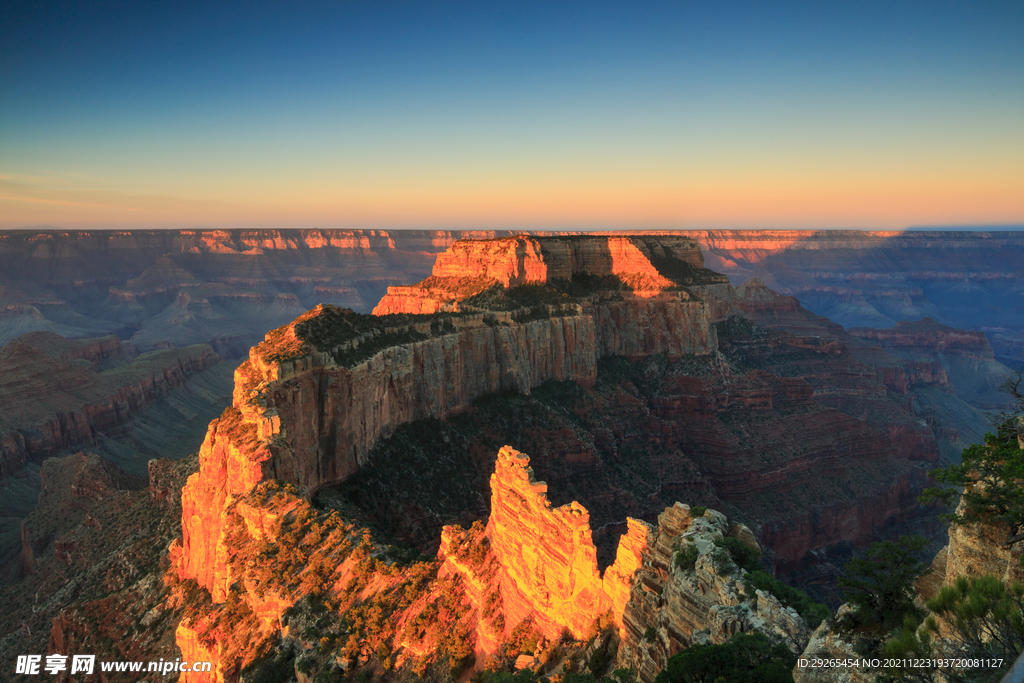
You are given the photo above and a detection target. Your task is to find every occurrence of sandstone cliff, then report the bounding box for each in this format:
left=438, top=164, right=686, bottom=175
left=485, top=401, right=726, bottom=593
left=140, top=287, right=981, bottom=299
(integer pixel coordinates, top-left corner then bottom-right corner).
left=164, top=234, right=965, bottom=681
left=177, top=235, right=947, bottom=605
left=794, top=490, right=1024, bottom=683
left=171, top=439, right=813, bottom=683
left=0, top=451, right=196, bottom=674
left=177, top=236, right=725, bottom=602
left=3, top=228, right=1023, bottom=364
left=442, top=446, right=649, bottom=642
left=0, top=229, right=509, bottom=352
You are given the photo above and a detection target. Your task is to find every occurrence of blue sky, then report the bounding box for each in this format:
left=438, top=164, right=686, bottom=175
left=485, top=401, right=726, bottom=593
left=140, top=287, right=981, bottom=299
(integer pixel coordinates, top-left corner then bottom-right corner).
left=2, top=0, right=1022, bottom=229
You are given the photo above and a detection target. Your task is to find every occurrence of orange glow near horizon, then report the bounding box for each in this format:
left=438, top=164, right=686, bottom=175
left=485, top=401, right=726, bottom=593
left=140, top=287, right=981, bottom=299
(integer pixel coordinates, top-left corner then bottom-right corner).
left=2, top=167, right=1021, bottom=230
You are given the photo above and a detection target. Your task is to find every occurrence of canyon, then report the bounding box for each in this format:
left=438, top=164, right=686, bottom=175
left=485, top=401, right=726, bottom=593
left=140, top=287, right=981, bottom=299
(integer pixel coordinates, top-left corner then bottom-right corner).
left=1, top=228, right=1021, bottom=364
left=160, top=234, right=1000, bottom=680
left=1, top=230, right=1021, bottom=682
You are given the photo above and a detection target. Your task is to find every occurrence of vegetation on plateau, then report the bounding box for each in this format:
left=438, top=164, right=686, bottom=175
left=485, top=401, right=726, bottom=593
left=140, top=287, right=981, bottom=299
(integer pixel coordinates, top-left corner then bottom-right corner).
left=743, top=571, right=830, bottom=629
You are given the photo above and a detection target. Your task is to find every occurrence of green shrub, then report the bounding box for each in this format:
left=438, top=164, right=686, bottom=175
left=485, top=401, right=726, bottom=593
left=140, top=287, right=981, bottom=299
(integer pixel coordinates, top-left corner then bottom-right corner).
left=714, top=536, right=761, bottom=572
left=654, top=632, right=795, bottom=683
left=925, top=574, right=1024, bottom=676
left=838, top=536, right=929, bottom=632
left=690, top=506, right=707, bottom=517
left=711, top=547, right=735, bottom=570
left=745, top=570, right=830, bottom=629
left=674, top=545, right=699, bottom=571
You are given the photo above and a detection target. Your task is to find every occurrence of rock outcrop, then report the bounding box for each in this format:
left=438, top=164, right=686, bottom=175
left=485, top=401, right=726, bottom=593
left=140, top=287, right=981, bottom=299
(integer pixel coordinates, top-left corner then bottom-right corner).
left=179, top=299, right=715, bottom=595
left=939, top=499, right=1024, bottom=588
left=177, top=236, right=725, bottom=601
left=847, top=318, right=998, bottom=361
left=0, top=228, right=508, bottom=355
left=792, top=605, right=873, bottom=683
left=163, top=234, right=970, bottom=681
left=449, top=446, right=649, bottom=641
left=617, top=503, right=810, bottom=682
left=0, top=451, right=195, bottom=672
left=2, top=228, right=1023, bottom=363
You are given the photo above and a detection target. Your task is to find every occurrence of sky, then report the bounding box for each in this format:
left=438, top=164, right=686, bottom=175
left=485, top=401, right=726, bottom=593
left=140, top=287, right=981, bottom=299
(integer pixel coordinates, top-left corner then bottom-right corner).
left=1, top=0, right=1022, bottom=230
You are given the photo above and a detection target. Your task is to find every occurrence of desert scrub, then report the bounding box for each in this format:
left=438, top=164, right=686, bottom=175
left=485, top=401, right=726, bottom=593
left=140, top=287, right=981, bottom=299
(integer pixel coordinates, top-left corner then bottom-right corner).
left=295, top=304, right=450, bottom=353
left=401, top=574, right=476, bottom=675
left=447, top=520, right=494, bottom=572
left=215, top=405, right=260, bottom=449
left=223, top=483, right=355, bottom=598
left=743, top=570, right=830, bottom=628
left=253, top=323, right=306, bottom=364
left=674, top=544, right=699, bottom=571
left=713, top=536, right=761, bottom=572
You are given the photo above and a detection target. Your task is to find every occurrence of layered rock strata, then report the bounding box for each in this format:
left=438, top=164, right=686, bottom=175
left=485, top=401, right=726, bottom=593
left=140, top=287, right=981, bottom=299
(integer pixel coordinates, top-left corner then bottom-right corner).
left=0, top=333, right=221, bottom=476
left=178, top=233, right=724, bottom=600
left=179, top=298, right=715, bottom=595
left=167, top=234, right=960, bottom=680
left=617, top=503, right=810, bottom=683
left=374, top=235, right=720, bottom=314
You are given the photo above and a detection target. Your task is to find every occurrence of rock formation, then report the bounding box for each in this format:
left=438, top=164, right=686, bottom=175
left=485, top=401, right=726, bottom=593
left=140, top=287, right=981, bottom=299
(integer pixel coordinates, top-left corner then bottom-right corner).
left=794, top=487, right=1024, bottom=683
left=2, top=228, right=1023, bottom=363
left=177, top=236, right=726, bottom=603
left=618, top=503, right=810, bottom=682
left=442, top=446, right=649, bottom=641
left=0, top=451, right=195, bottom=671
left=373, top=235, right=719, bottom=314
left=0, top=228, right=507, bottom=352
left=159, top=233, right=1010, bottom=681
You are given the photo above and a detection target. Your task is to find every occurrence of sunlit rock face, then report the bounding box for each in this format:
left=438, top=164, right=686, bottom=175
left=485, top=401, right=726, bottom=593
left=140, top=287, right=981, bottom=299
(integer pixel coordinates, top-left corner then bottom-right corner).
left=166, top=233, right=966, bottom=681
left=474, top=446, right=649, bottom=640
left=176, top=237, right=721, bottom=601
left=373, top=234, right=718, bottom=314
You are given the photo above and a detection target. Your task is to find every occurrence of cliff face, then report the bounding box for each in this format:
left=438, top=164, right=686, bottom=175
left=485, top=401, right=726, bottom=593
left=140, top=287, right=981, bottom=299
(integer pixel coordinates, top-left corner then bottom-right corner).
left=374, top=235, right=721, bottom=315
left=0, top=229, right=509, bottom=356
left=0, top=452, right=195, bottom=672
left=0, top=333, right=221, bottom=476
left=172, top=439, right=810, bottom=683
left=687, top=229, right=1024, bottom=365
left=846, top=318, right=997, bottom=361
left=179, top=292, right=715, bottom=599
left=177, top=236, right=949, bottom=599
left=175, top=236, right=739, bottom=605
left=164, top=234, right=971, bottom=681
left=734, top=276, right=1011, bottom=467
left=942, top=498, right=1024, bottom=587
left=2, top=228, right=1023, bottom=363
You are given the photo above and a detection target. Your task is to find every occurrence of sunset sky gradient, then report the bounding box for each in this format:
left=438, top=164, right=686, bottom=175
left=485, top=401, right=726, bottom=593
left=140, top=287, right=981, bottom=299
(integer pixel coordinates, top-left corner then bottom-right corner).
left=2, top=1, right=1022, bottom=230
